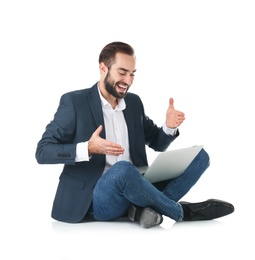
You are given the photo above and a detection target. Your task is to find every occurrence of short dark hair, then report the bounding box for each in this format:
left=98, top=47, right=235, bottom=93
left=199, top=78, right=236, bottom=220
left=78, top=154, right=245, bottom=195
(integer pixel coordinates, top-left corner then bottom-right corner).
left=99, top=42, right=135, bottom=68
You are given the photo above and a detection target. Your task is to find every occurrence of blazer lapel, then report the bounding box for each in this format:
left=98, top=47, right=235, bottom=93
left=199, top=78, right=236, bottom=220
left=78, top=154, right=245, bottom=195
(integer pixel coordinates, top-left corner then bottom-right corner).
left=88, top=84, right=106, bottom=139
left=123, top=101, right=136, bottom=155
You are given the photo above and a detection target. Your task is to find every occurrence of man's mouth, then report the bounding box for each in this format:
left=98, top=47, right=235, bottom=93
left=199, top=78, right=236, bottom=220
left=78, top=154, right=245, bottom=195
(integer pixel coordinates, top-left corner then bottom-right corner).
left=116, top=83, right=128, bottom=93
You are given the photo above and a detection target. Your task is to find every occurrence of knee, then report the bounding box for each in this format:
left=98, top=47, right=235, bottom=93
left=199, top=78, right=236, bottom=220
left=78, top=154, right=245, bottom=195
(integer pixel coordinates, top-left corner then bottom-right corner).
left=198, top=148, right=210, bottom=168
left=111, top=160, right=133, bottom=170
left=114, top=160, right=133, bottom=167
left=104, top=161, right=142, bottom=190
left=110, top=161, right=140, bottom=179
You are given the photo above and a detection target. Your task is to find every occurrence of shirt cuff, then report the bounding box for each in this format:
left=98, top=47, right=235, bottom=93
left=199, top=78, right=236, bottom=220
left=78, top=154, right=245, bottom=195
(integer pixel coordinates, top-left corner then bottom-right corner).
left=163, top=123, right=178, bottom=136
left=75, top=142, right=90, bottom=162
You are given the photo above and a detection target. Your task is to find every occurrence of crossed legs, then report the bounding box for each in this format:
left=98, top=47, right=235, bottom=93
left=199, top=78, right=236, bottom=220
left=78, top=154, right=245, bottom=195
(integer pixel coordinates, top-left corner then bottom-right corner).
left=89, top=149, right=210, bottom=222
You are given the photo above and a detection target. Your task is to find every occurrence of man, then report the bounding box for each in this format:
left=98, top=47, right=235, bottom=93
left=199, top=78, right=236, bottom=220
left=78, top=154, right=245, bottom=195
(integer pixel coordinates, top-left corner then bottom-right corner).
left=36, top=41, right=234, bottom=228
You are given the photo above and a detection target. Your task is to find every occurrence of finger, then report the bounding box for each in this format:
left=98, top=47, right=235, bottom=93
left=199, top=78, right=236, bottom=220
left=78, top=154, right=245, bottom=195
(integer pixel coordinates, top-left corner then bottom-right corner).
left=169, top=97, right=174, bottom=109
left=103, top=139, right=122, bottom=148
left=107, top=149, right=124, bottom=156
left=103, top=139, right=124, bottom=149
left=104, top=144, right=124, bottom=155
left=177, top=112, right=185, bottom=118
left=93, top=125, right=103, bottom=136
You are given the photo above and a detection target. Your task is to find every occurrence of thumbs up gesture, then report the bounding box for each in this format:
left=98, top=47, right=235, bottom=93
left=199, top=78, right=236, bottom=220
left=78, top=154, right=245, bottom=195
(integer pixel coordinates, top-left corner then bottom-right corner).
left=166, top=98, right=185, bottom=128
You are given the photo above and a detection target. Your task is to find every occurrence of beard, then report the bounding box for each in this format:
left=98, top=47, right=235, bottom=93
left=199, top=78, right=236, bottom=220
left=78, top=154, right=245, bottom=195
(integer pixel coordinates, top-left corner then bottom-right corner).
left=104, top=72, right=129, bottom=99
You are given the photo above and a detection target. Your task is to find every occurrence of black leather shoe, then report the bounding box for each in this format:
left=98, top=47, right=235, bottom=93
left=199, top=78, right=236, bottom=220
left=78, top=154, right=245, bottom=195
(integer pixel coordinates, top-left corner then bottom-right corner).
left=179, top=199, right=234, bottom=221
left=128, top=204, right=163, bottom=228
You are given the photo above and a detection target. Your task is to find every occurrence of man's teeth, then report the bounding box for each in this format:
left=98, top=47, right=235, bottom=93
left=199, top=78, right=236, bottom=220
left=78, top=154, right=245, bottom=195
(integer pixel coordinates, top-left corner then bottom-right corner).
left=118, top=84, right=127, bottom=89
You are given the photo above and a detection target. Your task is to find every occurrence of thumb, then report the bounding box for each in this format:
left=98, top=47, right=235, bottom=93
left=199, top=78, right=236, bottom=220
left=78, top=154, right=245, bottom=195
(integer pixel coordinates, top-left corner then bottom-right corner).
left=93, top=125, right=103, bottom=136
left=169, top=97, right=174, bottom=109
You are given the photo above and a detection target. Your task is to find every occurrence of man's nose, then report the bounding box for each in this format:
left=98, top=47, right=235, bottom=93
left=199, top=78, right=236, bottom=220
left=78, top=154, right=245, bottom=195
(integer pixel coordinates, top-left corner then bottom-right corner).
left=123, top=75, right=133, bottom=86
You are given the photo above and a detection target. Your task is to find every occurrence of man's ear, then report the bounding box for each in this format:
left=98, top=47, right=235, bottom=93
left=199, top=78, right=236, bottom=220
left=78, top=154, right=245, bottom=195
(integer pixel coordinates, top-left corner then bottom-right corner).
left=99, top=62, right=108, bottom=75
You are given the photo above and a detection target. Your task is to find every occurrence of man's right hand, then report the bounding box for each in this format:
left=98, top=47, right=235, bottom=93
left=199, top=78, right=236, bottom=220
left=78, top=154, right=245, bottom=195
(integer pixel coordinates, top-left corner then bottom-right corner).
left=88, top=125, right=125, bottom=156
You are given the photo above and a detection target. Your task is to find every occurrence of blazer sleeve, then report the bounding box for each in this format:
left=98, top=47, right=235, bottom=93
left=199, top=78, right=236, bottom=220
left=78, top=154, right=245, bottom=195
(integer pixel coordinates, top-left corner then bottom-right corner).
left=124, top=93, right=179, bottom=164
left=35, top=93, right=77, bottom=165
left=130, top=93, right=178, bottom=151
left=143, top=114, right=179, bottom=152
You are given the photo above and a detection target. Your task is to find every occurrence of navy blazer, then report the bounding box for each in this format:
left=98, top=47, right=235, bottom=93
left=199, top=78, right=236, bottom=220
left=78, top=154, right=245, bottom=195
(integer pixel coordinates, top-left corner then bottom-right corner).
left=36, top=83, right=178, bottom=222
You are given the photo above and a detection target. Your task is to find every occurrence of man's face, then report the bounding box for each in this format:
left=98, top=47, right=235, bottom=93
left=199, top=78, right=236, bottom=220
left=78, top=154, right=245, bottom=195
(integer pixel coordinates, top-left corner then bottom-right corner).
left=103, top=53, right=136, bottom=99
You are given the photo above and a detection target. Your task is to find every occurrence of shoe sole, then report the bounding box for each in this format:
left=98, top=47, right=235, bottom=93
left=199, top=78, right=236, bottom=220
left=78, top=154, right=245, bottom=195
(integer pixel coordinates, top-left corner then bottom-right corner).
left=128, top=204, right=137, bottom=222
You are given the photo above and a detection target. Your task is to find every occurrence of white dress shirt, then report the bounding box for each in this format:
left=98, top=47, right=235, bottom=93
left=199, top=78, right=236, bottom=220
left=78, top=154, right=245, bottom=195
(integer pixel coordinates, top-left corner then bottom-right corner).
left=75, top=87, right=177, bottom=173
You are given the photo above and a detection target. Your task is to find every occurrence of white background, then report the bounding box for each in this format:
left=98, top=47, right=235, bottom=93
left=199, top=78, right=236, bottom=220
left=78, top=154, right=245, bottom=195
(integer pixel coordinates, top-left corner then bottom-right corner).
left=0, top=1, right=254, bottom=259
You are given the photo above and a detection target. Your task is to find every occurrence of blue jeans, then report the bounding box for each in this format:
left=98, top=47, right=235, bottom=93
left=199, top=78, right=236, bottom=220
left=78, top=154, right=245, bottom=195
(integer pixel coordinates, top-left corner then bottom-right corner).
left=88, top=148, right=210, bottom=222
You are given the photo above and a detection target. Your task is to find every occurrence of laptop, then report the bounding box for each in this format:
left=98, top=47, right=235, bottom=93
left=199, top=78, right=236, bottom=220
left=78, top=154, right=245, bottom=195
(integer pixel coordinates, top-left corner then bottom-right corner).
left=138, top=145, right=203, bottom=183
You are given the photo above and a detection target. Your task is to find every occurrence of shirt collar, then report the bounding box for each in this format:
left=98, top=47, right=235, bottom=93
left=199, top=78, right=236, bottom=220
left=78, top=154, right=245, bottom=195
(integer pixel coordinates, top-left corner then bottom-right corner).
left=97, top=85, right=126, bottom=111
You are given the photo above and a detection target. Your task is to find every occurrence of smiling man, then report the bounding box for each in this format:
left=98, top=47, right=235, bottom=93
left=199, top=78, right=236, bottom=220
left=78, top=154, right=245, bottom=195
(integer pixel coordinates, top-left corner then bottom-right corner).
left=102, top=52, right=136, bottom=102
left=36, top=41, right=234, bottom=228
